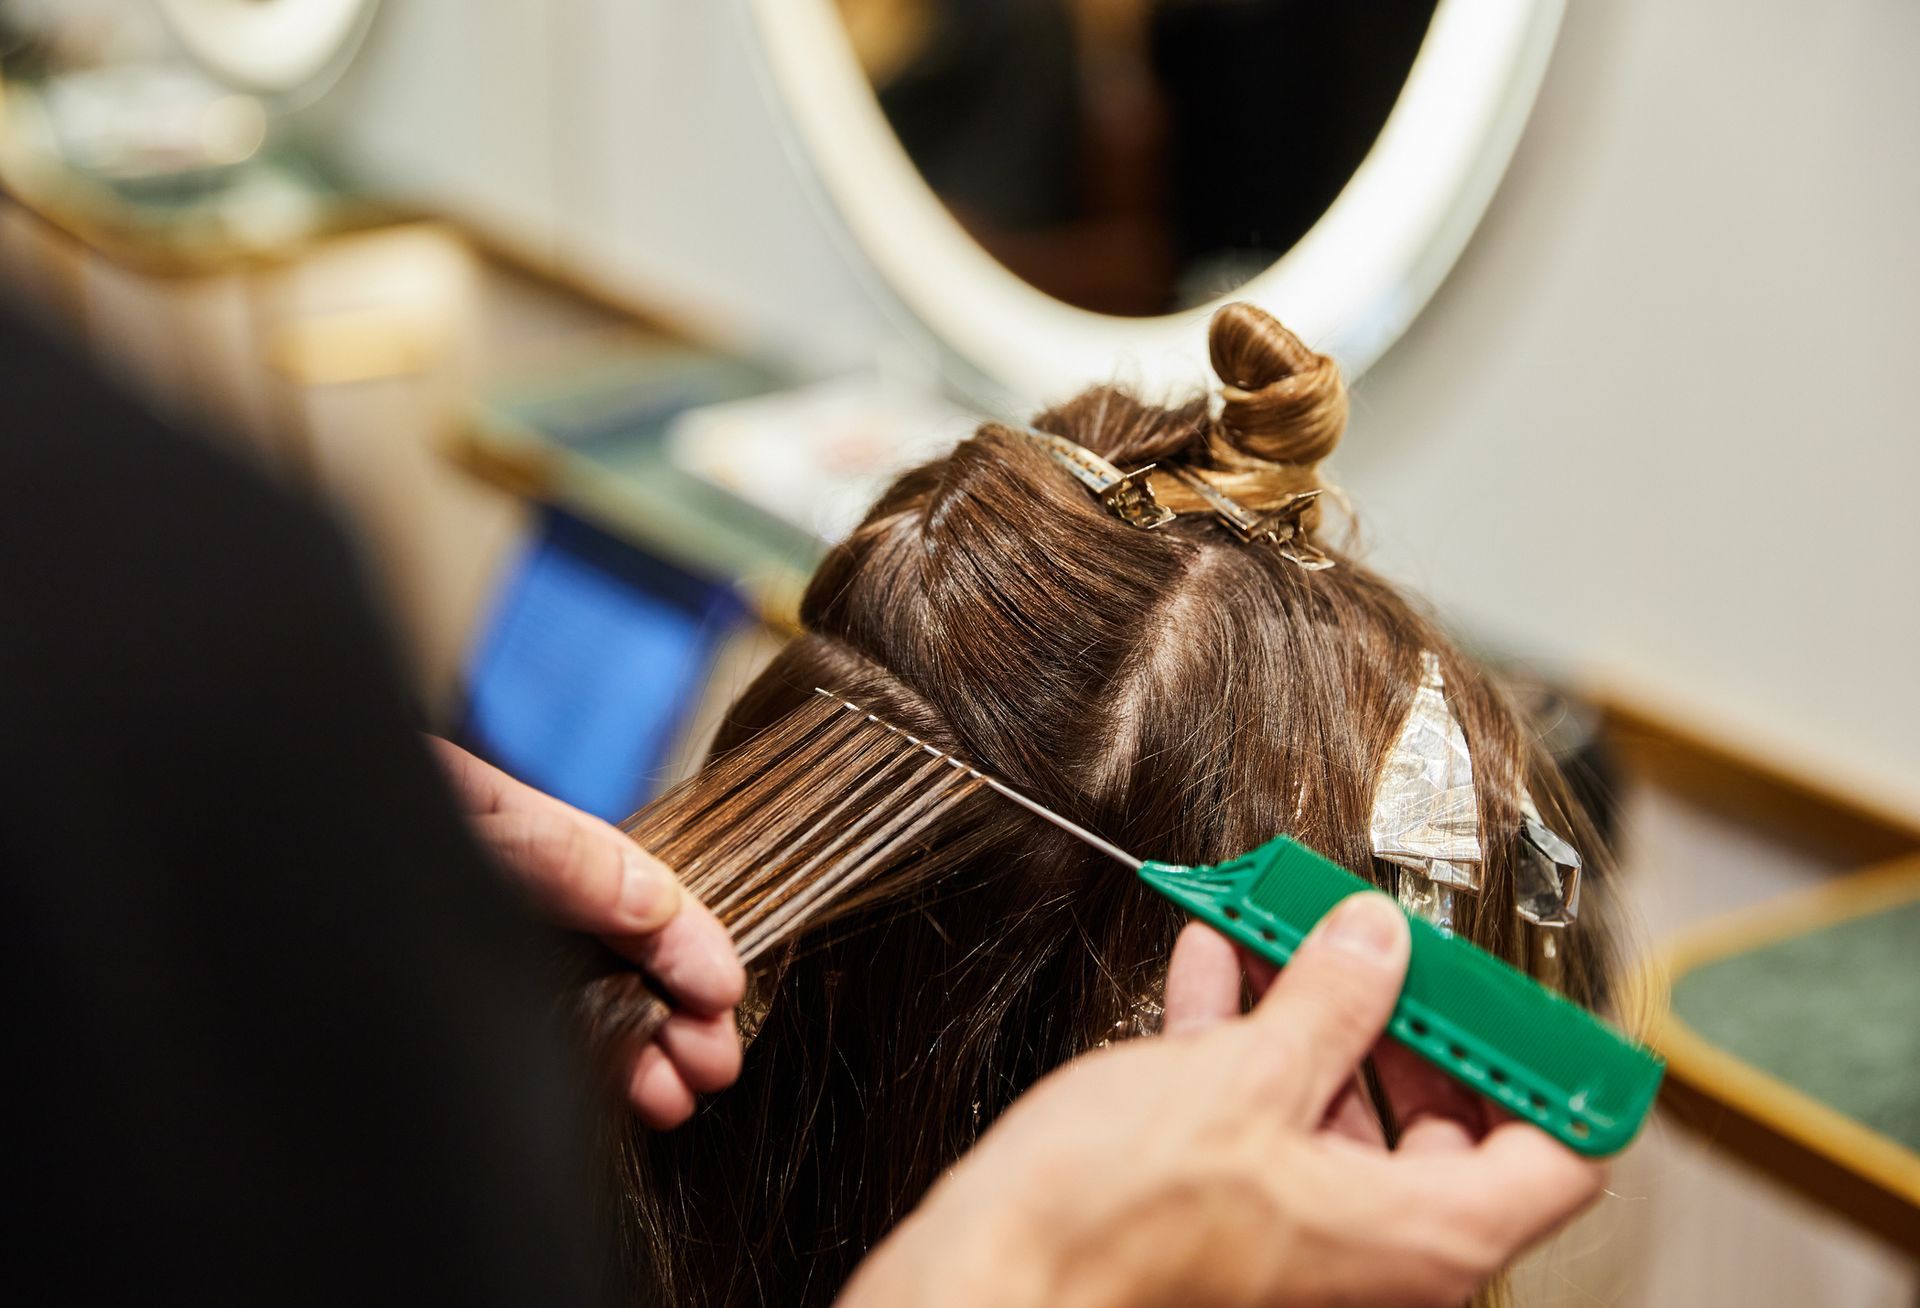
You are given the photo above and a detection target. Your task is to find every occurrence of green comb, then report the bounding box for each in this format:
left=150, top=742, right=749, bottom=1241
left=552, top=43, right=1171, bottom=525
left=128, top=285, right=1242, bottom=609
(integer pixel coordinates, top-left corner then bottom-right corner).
left=816, top=689, right=1665, bottom=1158
left=1136, top=837, right=1663, bottom=1157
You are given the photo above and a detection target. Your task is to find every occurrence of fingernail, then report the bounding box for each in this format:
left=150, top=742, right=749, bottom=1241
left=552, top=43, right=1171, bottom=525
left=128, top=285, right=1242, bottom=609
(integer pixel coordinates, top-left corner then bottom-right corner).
left=1316, top=892, right=1404, bottom=961
left=619, top=847, right=681, bottom=931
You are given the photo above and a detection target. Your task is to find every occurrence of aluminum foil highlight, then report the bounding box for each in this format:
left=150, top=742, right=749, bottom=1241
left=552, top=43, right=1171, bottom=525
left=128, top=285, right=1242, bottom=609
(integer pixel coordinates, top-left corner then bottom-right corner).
left=1394, top=876, right=1459, bottom=934
left=1370, top=651, right=1484, bottom=899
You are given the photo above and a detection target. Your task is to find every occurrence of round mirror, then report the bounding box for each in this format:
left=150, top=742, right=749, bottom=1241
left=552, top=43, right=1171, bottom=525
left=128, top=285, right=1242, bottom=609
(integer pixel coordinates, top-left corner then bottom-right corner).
left=744, top=0, right=1564, bottom=401
left=841, top=0, right=1439, bottom=318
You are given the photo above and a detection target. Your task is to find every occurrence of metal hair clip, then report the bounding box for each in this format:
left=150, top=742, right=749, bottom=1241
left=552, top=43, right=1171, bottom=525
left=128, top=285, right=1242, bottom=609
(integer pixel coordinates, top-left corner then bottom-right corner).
left=1514, top=788, right=1582, bottom=987
left=1166, top=466, right=1334, bottom=569
left=1515, top=791, right=1582, bottom=930
left=1368, top=652, right=1484, bottom=934
left=1021, top=428, right=1175, bottom=529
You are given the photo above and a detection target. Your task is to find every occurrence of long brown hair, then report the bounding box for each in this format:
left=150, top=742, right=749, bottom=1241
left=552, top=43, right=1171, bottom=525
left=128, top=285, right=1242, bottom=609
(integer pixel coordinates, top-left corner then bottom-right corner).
left=601, top=303, right=1621, bottom=1305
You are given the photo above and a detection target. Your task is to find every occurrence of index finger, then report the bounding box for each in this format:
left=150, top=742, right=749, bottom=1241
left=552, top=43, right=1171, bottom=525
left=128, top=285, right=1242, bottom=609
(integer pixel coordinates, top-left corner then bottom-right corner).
left=426, top=736, right=517, bottom=814
left=435, top=738, right=747, bottom=1013
left=605, top=888, right=746, bottom=1016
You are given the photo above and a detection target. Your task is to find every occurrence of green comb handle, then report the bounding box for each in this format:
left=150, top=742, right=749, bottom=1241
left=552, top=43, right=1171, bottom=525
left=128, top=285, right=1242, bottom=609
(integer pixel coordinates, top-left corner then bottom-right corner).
left=1139, top=836, right=1663, bottom=1157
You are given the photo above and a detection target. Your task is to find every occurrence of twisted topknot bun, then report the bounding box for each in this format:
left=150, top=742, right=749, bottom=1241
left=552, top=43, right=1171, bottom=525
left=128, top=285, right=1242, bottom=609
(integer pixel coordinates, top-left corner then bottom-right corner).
left=1207, top=302, right=1347, bottom=472
left=1015, top=301, right=1345, bottom=530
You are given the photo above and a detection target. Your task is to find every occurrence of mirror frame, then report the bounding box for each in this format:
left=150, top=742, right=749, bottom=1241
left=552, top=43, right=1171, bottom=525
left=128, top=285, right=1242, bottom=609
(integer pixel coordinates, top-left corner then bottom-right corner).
left=743, top=0, right=1564, bottom=403
left=156, top=0, right=382, bottom=96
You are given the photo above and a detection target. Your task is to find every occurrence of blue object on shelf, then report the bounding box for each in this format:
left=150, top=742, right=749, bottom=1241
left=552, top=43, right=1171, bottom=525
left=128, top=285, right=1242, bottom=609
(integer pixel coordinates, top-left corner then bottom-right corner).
left=460, top=511, right=745, bottom=822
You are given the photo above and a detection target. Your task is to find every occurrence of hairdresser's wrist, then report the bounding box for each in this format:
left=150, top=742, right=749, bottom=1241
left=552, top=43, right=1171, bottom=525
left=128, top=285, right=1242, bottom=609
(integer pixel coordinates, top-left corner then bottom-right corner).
left=840, top=1147, right=1201, bottom=1308
left=847, top=1191, right=1219, bottom=1308
left=838, top=1180, right=1055, bottom=1308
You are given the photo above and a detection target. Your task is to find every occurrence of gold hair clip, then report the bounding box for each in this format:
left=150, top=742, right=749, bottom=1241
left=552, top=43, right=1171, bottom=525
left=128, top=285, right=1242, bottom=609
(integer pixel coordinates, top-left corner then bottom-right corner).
left=1021, top=428, right=1175, bottom=529
left=1166, top=466, right=1334, bottom=570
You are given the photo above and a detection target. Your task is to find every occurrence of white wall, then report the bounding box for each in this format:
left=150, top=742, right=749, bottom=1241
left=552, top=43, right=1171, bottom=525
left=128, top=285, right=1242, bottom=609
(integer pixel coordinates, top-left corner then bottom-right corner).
left=1337, top=0, right=1920, bottom=816
left=311, top=0, right=1920, bottom=815
left=308, top=0, right=881, bottom=365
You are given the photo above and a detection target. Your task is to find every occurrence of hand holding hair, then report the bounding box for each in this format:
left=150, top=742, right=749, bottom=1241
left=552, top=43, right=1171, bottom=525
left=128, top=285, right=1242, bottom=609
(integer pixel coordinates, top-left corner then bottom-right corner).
left=429, top=738, right=746, bottom=1128
left=838, top=894, right=1605, bottom=1308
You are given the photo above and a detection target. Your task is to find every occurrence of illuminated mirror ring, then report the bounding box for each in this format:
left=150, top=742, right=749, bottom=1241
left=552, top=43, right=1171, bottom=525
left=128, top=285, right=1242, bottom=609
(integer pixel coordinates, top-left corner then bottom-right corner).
left=156, top=0, right=382, bottom=98
left=742, top=0, right=1564, bottom=404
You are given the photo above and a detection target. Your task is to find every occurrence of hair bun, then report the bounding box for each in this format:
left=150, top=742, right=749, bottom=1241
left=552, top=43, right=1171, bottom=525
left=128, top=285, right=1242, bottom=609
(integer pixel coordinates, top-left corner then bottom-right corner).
left=1207, top=303, right=1347, bottom=470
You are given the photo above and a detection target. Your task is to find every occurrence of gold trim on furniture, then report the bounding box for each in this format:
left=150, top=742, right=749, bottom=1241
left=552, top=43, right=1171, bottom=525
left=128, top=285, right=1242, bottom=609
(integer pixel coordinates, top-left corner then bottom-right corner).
left=1634, top=858, right=1920, bottom=1252
left=1598, top=692, right=1920, bottom=864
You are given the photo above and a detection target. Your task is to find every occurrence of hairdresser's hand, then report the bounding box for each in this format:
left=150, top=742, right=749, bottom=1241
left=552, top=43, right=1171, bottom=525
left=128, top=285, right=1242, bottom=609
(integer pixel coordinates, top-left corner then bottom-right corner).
left=840, top=894, right=1604, bottom=1308
left=429, top=739, right=745, bottom=1129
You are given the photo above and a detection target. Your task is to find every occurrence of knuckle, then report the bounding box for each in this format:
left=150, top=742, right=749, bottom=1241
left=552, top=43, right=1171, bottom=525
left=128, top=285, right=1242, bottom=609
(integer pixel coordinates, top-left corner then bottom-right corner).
left=490, top=812, right=544, bottom=873
left=1376, top=1189, right=1504, bottom=1304
left=548, top=819, right=593, bottom=899
left=532, top=816, right=614, bottom=921
left=1437, top=1217, right=1506, bottom=1288
left=1402, top=1239, right=1493, bottom=1307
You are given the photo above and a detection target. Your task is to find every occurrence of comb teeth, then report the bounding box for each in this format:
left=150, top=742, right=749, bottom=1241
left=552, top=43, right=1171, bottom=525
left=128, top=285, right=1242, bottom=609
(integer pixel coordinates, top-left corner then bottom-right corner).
left=630, top=694, right=988, bottom=965
left=813, top=690, right=1145, bottom=871
left=813, top=690, right=986, bottom=780
left=583, top=696, right=991, bottom=1056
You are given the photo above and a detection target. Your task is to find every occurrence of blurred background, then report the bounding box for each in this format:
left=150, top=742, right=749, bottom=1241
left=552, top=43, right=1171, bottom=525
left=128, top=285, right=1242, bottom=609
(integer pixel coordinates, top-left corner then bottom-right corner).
left=2, top=0, right=1915, bottom=1299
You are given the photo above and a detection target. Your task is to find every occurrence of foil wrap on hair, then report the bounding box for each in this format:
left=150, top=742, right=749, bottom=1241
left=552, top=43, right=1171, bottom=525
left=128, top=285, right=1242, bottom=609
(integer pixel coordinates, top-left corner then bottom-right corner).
left=1369, top=652, right=1482, bottom=932
left=1394, top=876, right=1461, bottom=933
left=1516, top=790, right=1582, bottom=928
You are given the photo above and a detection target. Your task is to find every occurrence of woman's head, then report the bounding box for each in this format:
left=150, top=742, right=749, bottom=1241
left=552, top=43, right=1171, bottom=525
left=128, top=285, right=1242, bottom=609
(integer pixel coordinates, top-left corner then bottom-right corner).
left=604, top=304, right=1617, bottom=1305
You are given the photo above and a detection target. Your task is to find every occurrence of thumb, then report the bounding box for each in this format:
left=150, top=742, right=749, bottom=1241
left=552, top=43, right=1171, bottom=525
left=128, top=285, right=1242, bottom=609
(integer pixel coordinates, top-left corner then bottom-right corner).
left=1250, top=891, right=1410, bottom=1115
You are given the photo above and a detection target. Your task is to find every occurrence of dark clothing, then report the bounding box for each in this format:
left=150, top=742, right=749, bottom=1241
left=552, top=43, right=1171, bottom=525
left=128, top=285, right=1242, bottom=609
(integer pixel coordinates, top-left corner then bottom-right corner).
left=0, top=310, right=600, bottom=1304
